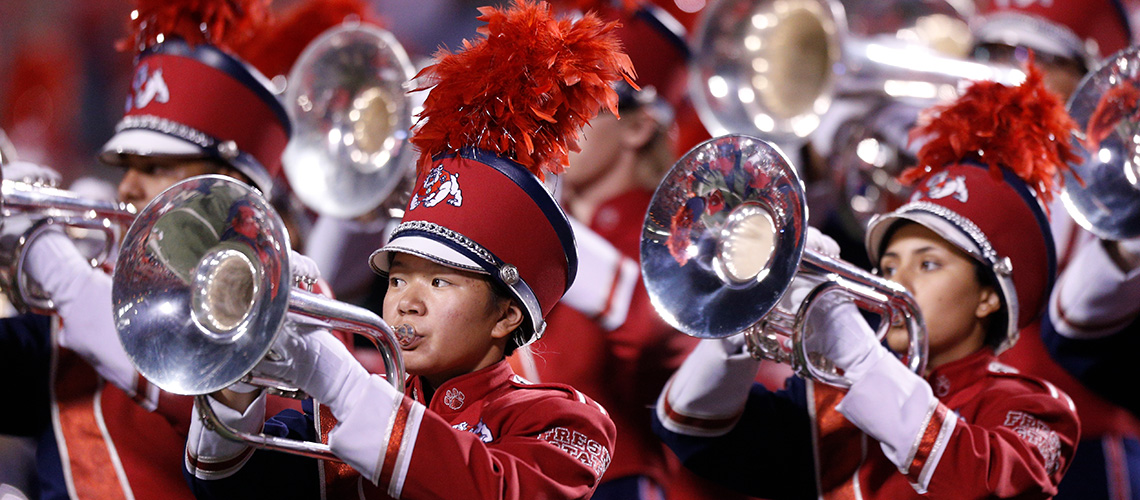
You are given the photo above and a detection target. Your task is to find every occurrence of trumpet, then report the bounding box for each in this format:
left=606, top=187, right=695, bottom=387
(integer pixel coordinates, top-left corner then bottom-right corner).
left=112, top=175, right=404, bottom=462
left=0, top=141, right=136, bottom=312
left=1061, top=44, right=1140, bottom=240
left=640, top=134, right=925, bottom=387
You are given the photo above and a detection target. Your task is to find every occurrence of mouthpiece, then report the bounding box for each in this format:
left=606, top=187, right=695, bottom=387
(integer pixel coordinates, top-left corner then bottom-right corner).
left=394, top=324, right=417, bottom=347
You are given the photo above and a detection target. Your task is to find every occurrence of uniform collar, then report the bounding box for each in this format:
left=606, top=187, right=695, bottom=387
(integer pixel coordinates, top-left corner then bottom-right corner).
left=409, top=360, right=516, bottom=414
left=924, top=348, right=1008, bottom=399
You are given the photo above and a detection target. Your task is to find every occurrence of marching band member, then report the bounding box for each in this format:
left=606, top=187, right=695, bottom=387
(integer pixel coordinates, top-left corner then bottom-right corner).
left=1039, top=70, right=1140, bottom=494
left=1043, top=227, right=1140, bottom=414
left=184, top=2, right=631, bottom=498
left=652, top=60, right=1081, bottom=499
left=506, top=5, right=704, bottom=499
left=0, top=1, right=359, bottom=498
left=971, top=2, right=1140, bottom=498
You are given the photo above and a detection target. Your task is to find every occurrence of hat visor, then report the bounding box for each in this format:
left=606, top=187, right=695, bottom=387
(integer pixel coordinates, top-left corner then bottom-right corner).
left=369, top=234, right=487, bottom=276
left=973, top=17, right=1083, bottom=64
left=865, top=209, right=983, bottom=267
left=99, top=129, right=205, bottom=166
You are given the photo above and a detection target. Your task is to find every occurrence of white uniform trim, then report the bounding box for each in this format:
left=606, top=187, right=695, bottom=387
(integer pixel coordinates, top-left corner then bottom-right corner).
left=560, top=217, right=639, bottom=330
left=93, top=387, right=137, bottom=500
left=388, top=402, right=424, bottom=498
left=910, top=411, right=957, bottom=494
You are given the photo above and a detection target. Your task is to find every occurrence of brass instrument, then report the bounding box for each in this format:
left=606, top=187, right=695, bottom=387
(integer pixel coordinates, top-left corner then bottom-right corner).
left=0, top=138, right=136, bottom=311
left=1061, top=44, right=1140, bottom=240
left=113, top=175, right=404, bottom=461
left=640, top=135, right=925, bottom=387
left=281, top=22, right=417, bottom=218
left=689, top=0, right=1020, bottom=143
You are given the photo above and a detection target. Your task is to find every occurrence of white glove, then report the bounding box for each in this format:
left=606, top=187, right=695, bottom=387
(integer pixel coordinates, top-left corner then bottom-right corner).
left=289, top=250, right=321, bottom=289
left=805, top=226, right=841, bottom=258
left=255, top=312, right=407, bottom=484
left=657, top=335, right=761, bottom=437
left=2, top=160, right=62, bottom=186
left=254, top=313, right=370, bottom=410
left=24, top=230, right=139, bottom=394
left=775, top=227, right=843, bottom=313
left=187, top=391, right=268, bottom=479
left=801, top=291, right=886, bottom=384
left=836, top=353, right=939, bottom=482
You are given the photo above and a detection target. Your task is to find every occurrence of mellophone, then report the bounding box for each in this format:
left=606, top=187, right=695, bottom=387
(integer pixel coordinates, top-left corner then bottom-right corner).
left=638, top=134, right=927, bottom=387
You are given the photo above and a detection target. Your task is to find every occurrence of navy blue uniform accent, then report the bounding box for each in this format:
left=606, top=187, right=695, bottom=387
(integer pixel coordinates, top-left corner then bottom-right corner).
left=185, top=400, right=322, bottom=499
left=651, top=377, right=817, bottom=499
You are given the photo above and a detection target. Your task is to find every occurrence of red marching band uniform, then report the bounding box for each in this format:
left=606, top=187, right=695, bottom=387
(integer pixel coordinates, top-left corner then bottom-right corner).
left=184, top=2, right=635, bottom=498
left=0, top=1, right=369, bottom=498
left=972, top=1, right=1140, bottom=498
left=653, top=62, right=1082, bottom=499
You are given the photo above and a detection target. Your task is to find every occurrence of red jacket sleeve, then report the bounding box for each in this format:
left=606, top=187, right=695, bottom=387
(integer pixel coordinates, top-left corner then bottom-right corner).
left=350, top=392, right=616, bottom=500
left=919, top=381, right=1080, bottom=499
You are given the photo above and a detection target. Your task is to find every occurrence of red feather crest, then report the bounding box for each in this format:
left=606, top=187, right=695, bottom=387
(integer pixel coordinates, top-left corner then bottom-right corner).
left=410, top=0, right=638, bottom=180
left=119, top=0, right=271, bottom=54
left=902, top=55, right=1079, bottom=206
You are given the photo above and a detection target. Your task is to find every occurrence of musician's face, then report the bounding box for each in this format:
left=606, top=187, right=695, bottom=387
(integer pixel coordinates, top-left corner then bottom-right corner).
left=879, top=223, right=1001, bottom=369
left=116, top=157, right=219, bottom=207
left=383, top=253, right=524, bottom=388
left=566, top=112, right=624, bottom=192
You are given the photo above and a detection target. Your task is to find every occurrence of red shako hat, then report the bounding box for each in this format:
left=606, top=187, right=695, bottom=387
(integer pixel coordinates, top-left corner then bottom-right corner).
left=972, top=0, right=1133, bottom=70
left=865, top=57, right=1079, bottom=354
left=99, top=0, right=290, bottom=197
left=369, top=0, right=637, bottom=342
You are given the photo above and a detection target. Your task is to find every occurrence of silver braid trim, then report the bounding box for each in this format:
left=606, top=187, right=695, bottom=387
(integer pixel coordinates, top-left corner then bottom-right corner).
left=117, top=115, right=215, bottom=149
left=393, top=220, right=498, bottom=265
left=906, top=202, right=999, bottom=268
left=901, top=201, right=1020, bottom=353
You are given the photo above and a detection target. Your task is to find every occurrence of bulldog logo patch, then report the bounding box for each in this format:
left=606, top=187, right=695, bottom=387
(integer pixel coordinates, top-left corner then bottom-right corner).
left=129, top=63, right=170, bottom=111
left=921, top=171, right=969, bottom=203
left=409, top=164, right=463, bottom=211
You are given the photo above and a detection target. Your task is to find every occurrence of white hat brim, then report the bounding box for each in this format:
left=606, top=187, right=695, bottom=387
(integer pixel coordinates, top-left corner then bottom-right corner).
left=100, top=129, right=204, bottom=164
left=369, top=234, right=486, bottom=276
left=865, top=210, right=983, bottom=266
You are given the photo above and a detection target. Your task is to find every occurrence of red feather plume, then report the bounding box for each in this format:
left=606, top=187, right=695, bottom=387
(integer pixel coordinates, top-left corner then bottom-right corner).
left=239, top=0, right=382, bottom=79
left=901, top=54, right=1080, bottom=207
left=410, top=0, right=637, bottom=180
left=118, top=0, right=271, bottom=54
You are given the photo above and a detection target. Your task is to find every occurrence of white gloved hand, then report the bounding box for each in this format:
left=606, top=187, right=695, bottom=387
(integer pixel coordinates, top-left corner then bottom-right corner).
left=254, top=313, right=370, bottom=409
left=2, top=160, right=62, bottom=186
left=657, top=334, right=760, bottom=437
left=776, top=228, right=842, bottom=313
left=24, top=230, right=139, bottom=393
left=805, top=226, right=841, bottom=258
left=289, top=250, right=321, bottom=290
left=801, top=291, right=886, bottom=384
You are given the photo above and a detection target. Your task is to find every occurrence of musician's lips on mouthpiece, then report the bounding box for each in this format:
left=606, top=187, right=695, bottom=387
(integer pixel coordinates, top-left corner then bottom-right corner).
left=395, top=324, right=421, bottom=348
